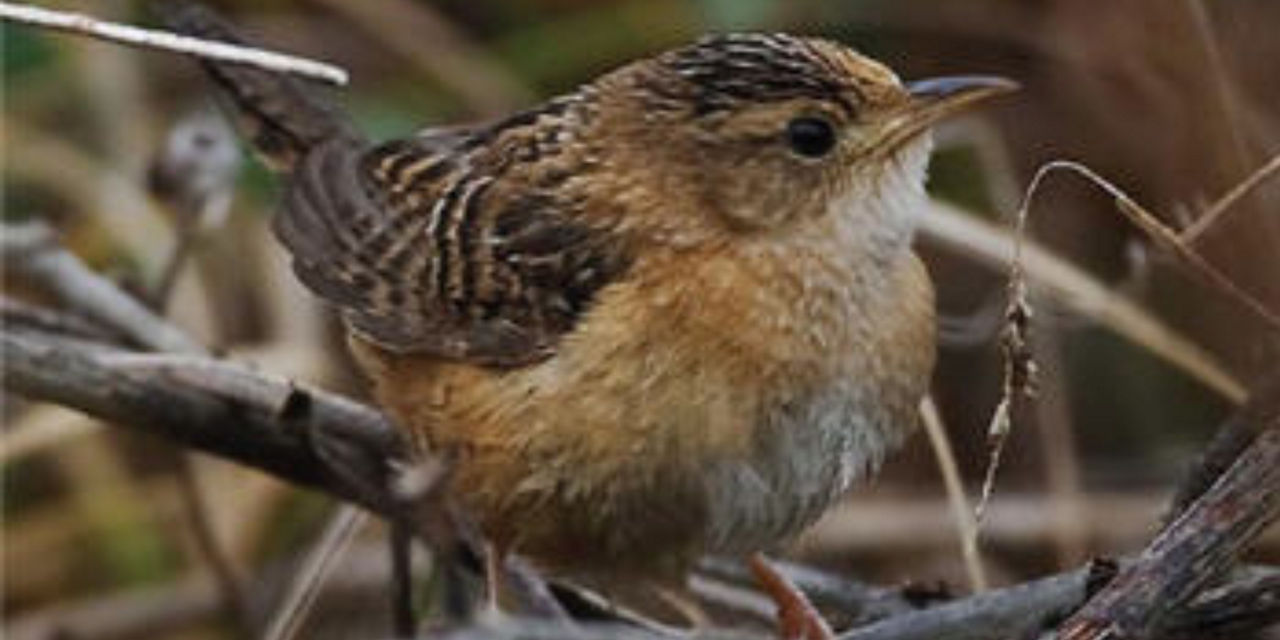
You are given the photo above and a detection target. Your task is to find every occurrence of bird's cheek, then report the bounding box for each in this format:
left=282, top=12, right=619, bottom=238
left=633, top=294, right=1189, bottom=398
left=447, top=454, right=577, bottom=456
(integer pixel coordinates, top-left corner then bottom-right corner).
left=710, top=182, right=791, bottom=230
left=706, top=161, right=822, bottom=230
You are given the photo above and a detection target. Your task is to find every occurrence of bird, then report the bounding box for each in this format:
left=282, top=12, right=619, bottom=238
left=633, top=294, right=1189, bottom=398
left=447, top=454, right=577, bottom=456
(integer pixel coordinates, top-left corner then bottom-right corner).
left=164, top=4, right=1013, bottom=637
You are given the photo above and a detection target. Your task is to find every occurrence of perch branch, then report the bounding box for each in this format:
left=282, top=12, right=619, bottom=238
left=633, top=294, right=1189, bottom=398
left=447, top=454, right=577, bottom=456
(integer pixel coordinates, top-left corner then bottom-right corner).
left=1163, top=372, right=1280, bottom=524
left=1, top=327, right=401, bottom=512
left=1057, top=377, right=1280, bottom=640
left=6, top=324, right=1280, bottom=639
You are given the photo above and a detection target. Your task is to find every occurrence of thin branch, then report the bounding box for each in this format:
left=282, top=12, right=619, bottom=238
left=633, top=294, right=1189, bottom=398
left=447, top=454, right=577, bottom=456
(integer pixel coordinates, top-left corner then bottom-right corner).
left=0, top=296, right=119, bottom=345
left=1, top=221, right=203, bottom=354
left=141, top=106, right=253, bottom=629
left=1181, top=0, right=1256, bottom=198
left=0, top=1, right=347, bottom=85
left=6, top=543, right=394, bottom=640
left=147, top=106, right=242, bottom=308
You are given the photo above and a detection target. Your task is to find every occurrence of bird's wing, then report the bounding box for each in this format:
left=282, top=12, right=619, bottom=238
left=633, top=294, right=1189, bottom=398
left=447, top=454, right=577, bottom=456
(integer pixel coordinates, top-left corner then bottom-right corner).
left=274, top=128, right=629, bottom=367
left=161, top=3, right=627, bottom=366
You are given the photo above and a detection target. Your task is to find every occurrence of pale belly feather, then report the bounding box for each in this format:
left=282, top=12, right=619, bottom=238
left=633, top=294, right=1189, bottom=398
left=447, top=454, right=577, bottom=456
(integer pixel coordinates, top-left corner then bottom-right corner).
left=703, top=378, right=910, bottom=553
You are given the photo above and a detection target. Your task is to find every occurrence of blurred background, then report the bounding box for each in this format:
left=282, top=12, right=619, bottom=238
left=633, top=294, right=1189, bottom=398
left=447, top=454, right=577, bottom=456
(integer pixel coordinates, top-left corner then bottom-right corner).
left=4, top=0, right=1279, bottom=638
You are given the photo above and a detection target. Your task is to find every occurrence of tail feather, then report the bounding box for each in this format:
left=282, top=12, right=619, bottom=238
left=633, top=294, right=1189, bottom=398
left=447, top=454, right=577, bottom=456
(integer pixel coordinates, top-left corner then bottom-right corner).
left=156, top=1, right=360, bottom=170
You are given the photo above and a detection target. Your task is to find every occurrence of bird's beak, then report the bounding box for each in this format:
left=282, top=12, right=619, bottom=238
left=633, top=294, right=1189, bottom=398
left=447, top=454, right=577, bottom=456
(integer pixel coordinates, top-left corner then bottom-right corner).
left=870, top=75, right=1017, bottom=153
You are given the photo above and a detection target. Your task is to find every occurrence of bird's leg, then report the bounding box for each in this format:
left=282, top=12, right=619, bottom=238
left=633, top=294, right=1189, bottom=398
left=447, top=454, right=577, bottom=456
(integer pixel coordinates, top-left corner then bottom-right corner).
left=748, top=553, right=833, bottom=640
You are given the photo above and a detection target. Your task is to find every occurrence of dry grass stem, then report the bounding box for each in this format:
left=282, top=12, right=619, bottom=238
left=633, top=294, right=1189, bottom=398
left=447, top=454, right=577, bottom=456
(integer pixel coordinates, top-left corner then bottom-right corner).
left=920, top=201, right=1246, bottom=403
left=1182, top=0, right=1254, bottom=184
left=1181, top=153, right=1280, bottom=243
left=1032, top=160, right=1280, bottom=334
left=973, top=161, right=1047, bottom=527
left=919, top=397, right=988, bottom=592
left=263, top=505, right=370, bottom=640
left=965, top=155, right=1278, bottom=555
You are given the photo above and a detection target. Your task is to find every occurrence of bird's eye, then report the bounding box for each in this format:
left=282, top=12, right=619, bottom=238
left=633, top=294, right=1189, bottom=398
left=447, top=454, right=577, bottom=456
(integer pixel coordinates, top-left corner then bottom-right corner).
left=785, top=116, right=837, bottom=158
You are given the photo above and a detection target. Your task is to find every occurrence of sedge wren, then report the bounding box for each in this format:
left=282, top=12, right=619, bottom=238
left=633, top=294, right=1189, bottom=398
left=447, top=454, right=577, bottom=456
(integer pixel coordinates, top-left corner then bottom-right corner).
left=167, top=4, right=1012, bottom=636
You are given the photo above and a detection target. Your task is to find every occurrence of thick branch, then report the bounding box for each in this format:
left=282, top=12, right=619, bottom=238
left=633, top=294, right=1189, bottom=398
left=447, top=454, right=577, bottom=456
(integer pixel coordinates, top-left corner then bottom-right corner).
left=1057, top=395, right=1280, bottom=639
left=1163, top=372, right=1280, bottom=523
left=1, top=328, right=401, bottom=513
left=1161, top=570, right=1280, bottom=640
left=836, top=562, right=1098, bottom=640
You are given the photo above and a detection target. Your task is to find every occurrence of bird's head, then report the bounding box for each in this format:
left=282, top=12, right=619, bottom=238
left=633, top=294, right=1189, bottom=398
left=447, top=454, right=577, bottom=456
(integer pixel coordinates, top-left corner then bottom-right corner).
left=589, top=33, right=1014, bottom=243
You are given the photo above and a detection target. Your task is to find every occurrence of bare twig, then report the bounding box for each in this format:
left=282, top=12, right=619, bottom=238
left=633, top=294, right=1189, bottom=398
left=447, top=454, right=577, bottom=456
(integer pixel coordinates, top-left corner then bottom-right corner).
left=798, top=492, right=1280, bottom=555
left=0, top=296, right=119, bottom=345
left=933, top=154, right=1280, bottom=535
left=1, top=221, right=203, bottom=354
left=141, top=105, right=256, bottom=628
left=1159, top=570, right=1280, bottom=640
left=147, top=107, right=242, bottom=307
left=0, top=1, right=348, bottom=85
left=1181, top=0, right=1255, bottom=196
left=164, top=453, right=253, bottom=630
left=2, top=116, right=174, bottom=273
left=836, top=562, right=1110, bottom=640
left=832, top=564, right=1280, bottom=640
left=6, top=542, right=397, bottom=640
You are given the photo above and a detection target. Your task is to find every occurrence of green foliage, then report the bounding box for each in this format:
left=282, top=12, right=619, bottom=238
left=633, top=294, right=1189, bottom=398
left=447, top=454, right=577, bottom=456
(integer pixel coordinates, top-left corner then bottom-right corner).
left=2, top=24, right=58, bottom=79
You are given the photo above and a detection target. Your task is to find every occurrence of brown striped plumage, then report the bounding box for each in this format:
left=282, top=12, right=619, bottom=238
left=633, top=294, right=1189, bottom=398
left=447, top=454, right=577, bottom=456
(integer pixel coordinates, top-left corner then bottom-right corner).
left=167, top=4, right=1012, bottom=633
left=276, top=119, right=630, bottom=366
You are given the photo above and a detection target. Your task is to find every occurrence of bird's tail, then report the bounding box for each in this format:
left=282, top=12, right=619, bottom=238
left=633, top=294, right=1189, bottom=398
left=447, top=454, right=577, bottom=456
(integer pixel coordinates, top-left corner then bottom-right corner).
left=156, top=1, right=360, bottom=171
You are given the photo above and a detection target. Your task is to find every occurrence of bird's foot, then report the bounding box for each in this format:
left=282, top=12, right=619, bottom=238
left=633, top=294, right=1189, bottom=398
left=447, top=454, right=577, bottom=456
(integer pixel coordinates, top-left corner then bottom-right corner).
left=748, top=553, right=834, bottom=640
